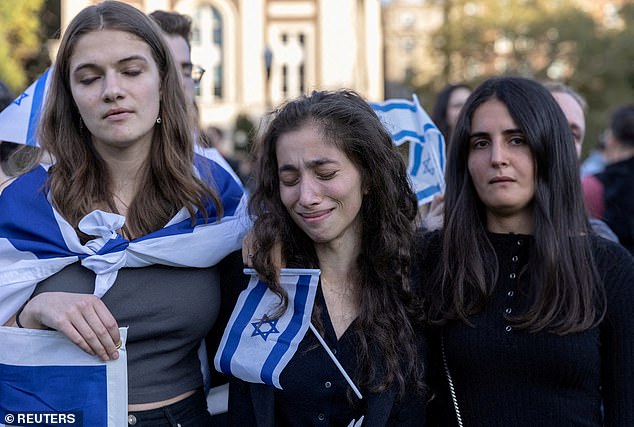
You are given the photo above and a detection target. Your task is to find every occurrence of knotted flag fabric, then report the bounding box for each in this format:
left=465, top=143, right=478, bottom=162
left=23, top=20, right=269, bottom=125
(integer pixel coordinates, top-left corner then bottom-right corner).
left=0, top=69, right=51, bottom=147
left=370, top=94, right=446, bottom=205
left=0, top=326, right=128, bottom=427
left=0, top=154, right=250, bottom=325
left=214, top=269, right=320, bottom=389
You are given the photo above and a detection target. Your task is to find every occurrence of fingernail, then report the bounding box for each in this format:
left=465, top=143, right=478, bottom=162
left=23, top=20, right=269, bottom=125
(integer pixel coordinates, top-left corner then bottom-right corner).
left=111, top=351, right=119, bottom=360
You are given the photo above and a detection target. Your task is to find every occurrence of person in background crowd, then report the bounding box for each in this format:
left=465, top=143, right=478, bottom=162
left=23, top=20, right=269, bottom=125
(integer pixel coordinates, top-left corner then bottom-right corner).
left=420, top=84, right=472, bottom=231
left=0, top=2, right=248, bottom=426
left=417, top=76, right=634, bottom=426
left=431, top=83, right=472, bottom=143
left=544, top=82, right=618, bottom=242
left=582, top=104, right=634, bottom=255
left=150, top=10, right=242, bottom=187
left=580, top=130, right=608, bottom=178
left=148, top=10, right=201, bottom=107
left=230, top=89, right=427, bottom=426
left=0, top=80, right=42, bottom=193
left=544, top=82, right=586, bottom=158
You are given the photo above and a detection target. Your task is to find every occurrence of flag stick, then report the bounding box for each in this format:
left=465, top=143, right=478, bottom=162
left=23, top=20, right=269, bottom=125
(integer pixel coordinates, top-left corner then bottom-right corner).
left=309, top=323, right=363, bottom=400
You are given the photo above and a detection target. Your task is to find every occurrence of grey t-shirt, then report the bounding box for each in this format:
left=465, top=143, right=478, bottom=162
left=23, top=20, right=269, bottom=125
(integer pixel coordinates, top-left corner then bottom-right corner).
left=33, top=262, right=220, bottom=404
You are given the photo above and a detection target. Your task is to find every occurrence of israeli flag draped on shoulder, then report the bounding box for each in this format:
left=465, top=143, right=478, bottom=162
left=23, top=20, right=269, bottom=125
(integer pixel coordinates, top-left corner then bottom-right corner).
left=370, top=94, right=446, bottom=205
left=0, top=153, right=250, bottom=324
left=0, top=326, right=128, bottom=427
left=214, top=268, right=320, bottom=389
left=0, top=69, right=51, bottom=146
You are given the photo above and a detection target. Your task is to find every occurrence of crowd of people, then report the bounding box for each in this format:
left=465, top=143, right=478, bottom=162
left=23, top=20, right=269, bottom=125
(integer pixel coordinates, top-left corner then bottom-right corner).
left=0, top=1, right=632, bottom=427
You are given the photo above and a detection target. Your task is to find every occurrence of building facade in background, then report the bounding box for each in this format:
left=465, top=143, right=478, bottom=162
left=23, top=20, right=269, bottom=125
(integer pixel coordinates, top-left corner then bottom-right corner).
left=56, top=0, right=384, bottom=137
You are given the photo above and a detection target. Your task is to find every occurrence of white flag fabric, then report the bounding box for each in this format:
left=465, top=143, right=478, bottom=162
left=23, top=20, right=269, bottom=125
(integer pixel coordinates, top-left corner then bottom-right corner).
left=0, top=154, right=250, bottom=325
left=0, top=69, right=51, bottom=146
left=0, top=326, right=128, bottom=427
left=370, top=94, right=446, bottom=205
left=214, top=268, right=320, bottom=389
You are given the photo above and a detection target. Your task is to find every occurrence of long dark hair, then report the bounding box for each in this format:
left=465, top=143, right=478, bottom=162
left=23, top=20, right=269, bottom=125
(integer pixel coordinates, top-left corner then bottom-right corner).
left=430, top=76, right=605, bottom=334
left=38, top=1, right=221, bottom=239
left=249, top=89, right=423, bottom=396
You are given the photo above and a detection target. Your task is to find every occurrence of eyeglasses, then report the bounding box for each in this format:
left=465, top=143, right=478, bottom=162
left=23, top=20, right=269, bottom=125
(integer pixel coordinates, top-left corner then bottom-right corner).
left=181, top=63, right=206, bottom=84
left=192, top=65, right=205, bottom=84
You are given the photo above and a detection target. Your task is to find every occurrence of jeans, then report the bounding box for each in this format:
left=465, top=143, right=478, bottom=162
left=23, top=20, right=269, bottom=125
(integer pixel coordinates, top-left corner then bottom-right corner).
left=127, top=389, right=213, bottom=427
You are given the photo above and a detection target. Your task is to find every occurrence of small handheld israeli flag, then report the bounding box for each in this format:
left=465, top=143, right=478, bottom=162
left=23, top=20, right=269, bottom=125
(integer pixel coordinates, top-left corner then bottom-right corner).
left=371, top=94, right=446, bottom=205
left=0, top=326, right=128, bottom=427
left=214, top=268, right=320, bottom=389
left=0, top=68, right=52, bottom=146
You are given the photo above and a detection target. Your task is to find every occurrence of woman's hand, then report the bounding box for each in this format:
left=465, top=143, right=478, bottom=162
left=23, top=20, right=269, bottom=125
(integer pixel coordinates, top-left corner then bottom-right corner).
left=242, top=230, right=284, bottom=269
left=20, top=292, right=121, bottom=361
left=419, top=194, right=445, bottom=232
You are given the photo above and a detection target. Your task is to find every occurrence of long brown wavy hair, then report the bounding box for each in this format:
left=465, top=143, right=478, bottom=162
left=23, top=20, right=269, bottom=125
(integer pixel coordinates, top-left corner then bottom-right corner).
left=428, top=76, right=605, bottom=334
left=37, top=1, right=221, bottom=240
left=248, top=89, right=424, bottom=397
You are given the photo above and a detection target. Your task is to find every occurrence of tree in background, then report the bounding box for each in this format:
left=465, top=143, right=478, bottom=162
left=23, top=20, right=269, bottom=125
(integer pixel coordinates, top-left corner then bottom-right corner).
left=414, top=0, right=633, bottom=158
left=0, top=0, right=49, bottom=94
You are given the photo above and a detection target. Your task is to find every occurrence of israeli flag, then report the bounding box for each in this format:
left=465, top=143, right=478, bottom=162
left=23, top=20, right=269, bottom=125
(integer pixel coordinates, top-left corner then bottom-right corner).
left=0, top=326, right=128, bottom=427
left=370, top=94, right=446, bottom=205
left=0, top=69, right=51, bottom=146
left=214, top=269, right=320, bottom=389
left=0, top=154, right=250, bottom=325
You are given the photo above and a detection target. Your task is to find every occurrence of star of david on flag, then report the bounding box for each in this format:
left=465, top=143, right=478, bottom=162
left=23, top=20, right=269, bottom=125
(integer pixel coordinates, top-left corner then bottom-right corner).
left=0, top=68, right=51, bottom=146
left=251, top=315, right=280, bottom=341
left=370, top=94, right=446, bottom=205
left=214, top=268, right=320, bottom=389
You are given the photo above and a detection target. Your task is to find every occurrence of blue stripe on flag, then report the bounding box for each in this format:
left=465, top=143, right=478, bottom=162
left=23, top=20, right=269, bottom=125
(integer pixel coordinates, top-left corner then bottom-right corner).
left=392, top=130, right=424, bottom=142
left=369, top=102, right=416, bottom=112
left=259, top=274, right=311, bottom=385
left=26, top=68, right=50, bottom=147
left=218, top=281, right=269, bottom=376
left=417, top=184, right=442, bottom=201
left=0, top=167, right=71, bottom=259
left=0, top=363, right=107, bottom=426
left=410, top=142, right=423, bottom=176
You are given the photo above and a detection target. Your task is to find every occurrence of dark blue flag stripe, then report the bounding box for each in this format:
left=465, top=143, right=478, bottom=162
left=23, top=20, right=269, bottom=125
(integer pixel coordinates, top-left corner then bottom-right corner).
left=260, top=274, right=312, bottom=385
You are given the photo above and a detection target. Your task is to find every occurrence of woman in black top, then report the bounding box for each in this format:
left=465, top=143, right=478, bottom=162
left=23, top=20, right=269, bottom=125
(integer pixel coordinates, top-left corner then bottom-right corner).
left=418, top=76, right=634, bottom=426
left=230, top=89, right=427, bottom=426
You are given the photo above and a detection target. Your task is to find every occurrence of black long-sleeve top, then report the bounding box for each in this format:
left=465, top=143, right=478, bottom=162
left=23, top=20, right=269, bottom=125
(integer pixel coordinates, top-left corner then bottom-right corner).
left=416, top=231, right=634, bottom=427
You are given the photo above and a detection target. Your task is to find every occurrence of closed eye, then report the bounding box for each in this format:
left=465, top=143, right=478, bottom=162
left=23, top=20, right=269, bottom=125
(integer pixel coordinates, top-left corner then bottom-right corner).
left=122, top=69, right=142, bottom=77
left=78, top=76, right=99, bottom=85
left=317, top=170, right=337, bottom=180
left=279, top=172, right=299, bottom=186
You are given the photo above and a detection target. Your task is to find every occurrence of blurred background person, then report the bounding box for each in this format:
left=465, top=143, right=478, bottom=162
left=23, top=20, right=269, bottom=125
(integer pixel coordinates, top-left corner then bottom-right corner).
left=582, top=104, right=634, bottom=255
left=544, top=82, right=586, bottom=158
left=0, top=79, right=40, bottom=193
left=150, top=10, right=240, bottom=185
left=419, top=83, right=472, bottom=231
left=544, top=82, right=618, bottom=242
left=431, top=83, right=472, bottom=143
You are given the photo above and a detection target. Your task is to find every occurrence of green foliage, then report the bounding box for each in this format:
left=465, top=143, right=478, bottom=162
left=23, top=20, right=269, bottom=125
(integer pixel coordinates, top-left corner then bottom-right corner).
left=233, top=113, right=257, bottom=154
left=0, top=0, right=47, bottom=93
left=412, top=0, right=634, bottom=159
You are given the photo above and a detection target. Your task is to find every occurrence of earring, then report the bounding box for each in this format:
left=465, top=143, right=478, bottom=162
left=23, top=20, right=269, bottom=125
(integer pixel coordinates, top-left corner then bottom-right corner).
left=156, top=117, right=162, bottom=124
